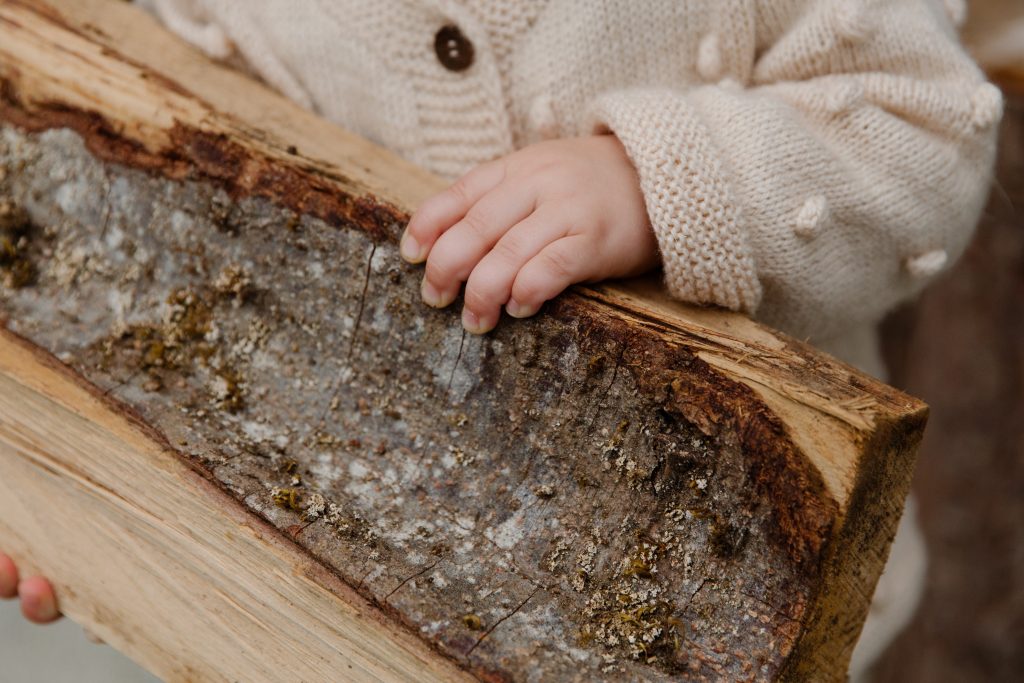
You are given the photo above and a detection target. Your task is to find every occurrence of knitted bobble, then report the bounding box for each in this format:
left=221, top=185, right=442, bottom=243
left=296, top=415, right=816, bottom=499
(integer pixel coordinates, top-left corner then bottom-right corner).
left=793, top=195, right=829, bottom=239
left=196, top=24, right=233, bottom=59
left=943, top=0, right=967, bottom=28
left=822, top=81, right=863, bottom=115
left=971, top=83, right=1004, bottom=132
left=697, top=33, right=723, bottom=82
left=834, top=2, right=876, bottom=44
left=717, top=77, right=743, bottom=93
left=527, top=94, right=559, bottom=139
left=904, top=249, right=948, bottom=278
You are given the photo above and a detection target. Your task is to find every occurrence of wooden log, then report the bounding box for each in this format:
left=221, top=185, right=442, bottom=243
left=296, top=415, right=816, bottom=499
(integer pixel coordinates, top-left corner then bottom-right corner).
left=0, top=1, right=927, bottom=681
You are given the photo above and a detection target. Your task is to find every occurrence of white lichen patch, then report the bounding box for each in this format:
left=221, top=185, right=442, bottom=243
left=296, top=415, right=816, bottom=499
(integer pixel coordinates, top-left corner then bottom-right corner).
left=305, top=260, right=325, bottom=279
left=441, top=444, right=475, bottom=468
left=533, top=484, right=555, bottom=499
left=485, top=510, right=526, bottom=550
left=324, top=502, right=343, bottom=525
left=169, top=209, right=194, bottom=237
left=231, top=318, right=270, bottom=358
left=388, top=519, right=437, bottom=546
left=348, top=460, right=370, bottom=479
left=545, top=536, right=572, bottom=572
left=572, top=540, right=599, bottom=592
left=213, top=263, right=252, bottom=301
left=241, top=419, right=277, bottom=443
left=106, top=287, right=134, bottom=336
left=369, top=242, right=391, bottom=274
left=103, top=224, right=125, bottom=251
left=308, top=452, right=344, bottom=486
left=50, top=243, right=93, bottom=288
left=304, top=492, right=327, bottom=520
left=577, top=541, right=681, bottom=662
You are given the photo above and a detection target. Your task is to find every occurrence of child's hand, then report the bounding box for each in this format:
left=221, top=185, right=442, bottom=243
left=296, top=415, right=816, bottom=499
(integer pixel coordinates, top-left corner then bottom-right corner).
left=0, top=552, right=61, bottom=623
left=401, top=134, right=660, bottom=333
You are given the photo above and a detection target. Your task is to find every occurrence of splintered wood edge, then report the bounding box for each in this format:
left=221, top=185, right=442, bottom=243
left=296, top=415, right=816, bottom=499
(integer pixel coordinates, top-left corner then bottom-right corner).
left=0, top=0, right=929, bottom=676
left=0, top=328, right=471, bottom=683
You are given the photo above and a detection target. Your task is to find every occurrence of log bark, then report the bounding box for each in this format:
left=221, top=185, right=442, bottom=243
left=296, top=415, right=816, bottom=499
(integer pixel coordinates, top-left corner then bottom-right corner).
left=0, top=1, right=927, bottom=681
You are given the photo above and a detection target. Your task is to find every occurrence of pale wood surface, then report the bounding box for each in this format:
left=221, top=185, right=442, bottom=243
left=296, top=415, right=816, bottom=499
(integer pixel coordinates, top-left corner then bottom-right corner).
left=0, top=0, right=928, bottom=680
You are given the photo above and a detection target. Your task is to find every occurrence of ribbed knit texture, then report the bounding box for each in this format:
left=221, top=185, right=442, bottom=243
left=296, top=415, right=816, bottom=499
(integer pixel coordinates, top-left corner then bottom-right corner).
left=148, top=0, right=1001, bottom=374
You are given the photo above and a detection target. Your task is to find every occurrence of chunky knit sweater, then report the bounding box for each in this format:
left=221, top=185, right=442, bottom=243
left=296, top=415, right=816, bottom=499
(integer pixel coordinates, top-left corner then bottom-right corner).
left=147, top=0, right=1001, bottom=375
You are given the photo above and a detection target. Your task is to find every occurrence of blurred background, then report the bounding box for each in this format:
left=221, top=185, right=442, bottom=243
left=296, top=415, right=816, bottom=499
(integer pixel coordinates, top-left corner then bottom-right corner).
left=0, top=604, right=158, bottom=683
left=1, top=1, right=1022, bottom=681
left=873, top=4, right=1024, bottom=679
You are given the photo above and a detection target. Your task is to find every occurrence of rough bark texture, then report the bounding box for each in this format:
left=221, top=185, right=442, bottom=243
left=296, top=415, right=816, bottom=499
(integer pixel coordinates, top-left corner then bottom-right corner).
left=0, top=1, right=929, bottom=681
left=873, top=81, right=1024, bottom=683
left=0, top=124, right=824, bottom=681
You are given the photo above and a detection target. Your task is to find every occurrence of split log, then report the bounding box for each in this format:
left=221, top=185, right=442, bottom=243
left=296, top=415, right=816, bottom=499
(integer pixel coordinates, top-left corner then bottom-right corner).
left=0, top=1, right=927, bottom=681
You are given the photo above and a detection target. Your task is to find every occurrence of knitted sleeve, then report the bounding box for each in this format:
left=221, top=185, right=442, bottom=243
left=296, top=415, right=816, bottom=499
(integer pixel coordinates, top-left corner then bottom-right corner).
left=584, top=0, right=1002, bottom=343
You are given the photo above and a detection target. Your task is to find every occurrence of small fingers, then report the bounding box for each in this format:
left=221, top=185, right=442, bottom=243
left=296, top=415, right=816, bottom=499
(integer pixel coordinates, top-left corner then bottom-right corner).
left=18, top=576, right=61, bottom=624
left=401, top=160, right=506, bottom=263
left=0, top=553, right=18, bottom=599
left=508, top=235, right=594, bottom=318
left=460, top=207, right=569, bottom=333
left=421, top=180, right=537, bottom=308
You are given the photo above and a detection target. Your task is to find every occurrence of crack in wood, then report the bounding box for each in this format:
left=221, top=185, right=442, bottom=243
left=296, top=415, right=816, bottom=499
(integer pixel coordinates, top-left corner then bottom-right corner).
left=466, top=586, right=541, bottom=657
left=384, top=560, right=439, bottom=603
left=97, top=167, right=113, bottom=242
left=686, top=578, right=712, bottom=610
left=584, top=342, right=627, bottom=432
left=430, top=502, right=547, bottom=590
left=444, top=327, right=466, bottom=400
left=314, top=240, right=376, bottom=428
left=347, top=242, right=376, bottom=363
left=101, top=367, right=145, bottom=397
left=290, top=518, right=318, bottom=539
left=737, top=590, right=800, bottom=625
left=355, top=563, right=376, bottom=591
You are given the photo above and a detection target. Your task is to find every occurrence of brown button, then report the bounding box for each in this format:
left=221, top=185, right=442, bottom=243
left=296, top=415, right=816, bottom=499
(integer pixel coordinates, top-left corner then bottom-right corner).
left=435, top=24, right=474, bottom=72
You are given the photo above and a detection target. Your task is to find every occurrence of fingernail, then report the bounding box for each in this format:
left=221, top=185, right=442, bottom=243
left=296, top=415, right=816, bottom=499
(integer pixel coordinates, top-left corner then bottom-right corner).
left=506, top=299, right=537, bottom=318
left=37, top=595, right=58, bottom=622
left=421, top=280, right=444, bottom=307
left=0, top=555, right=18, bottom=598
left=21, top=591, right=38, bottom=613
left=20, top=587, right=57, bottom=623
left=400, top=233, right=425, bottom=262
left=461, top=308, right=491, bottom=334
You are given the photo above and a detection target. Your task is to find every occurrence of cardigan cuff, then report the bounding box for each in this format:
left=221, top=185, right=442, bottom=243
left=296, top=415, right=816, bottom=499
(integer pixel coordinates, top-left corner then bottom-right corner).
left=584, top=88, right=762, bottom=313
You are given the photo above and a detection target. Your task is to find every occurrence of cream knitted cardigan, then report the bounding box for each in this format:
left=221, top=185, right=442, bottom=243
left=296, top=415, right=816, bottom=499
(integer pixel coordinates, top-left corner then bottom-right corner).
left=146, top=0, right=1001, bottom=375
